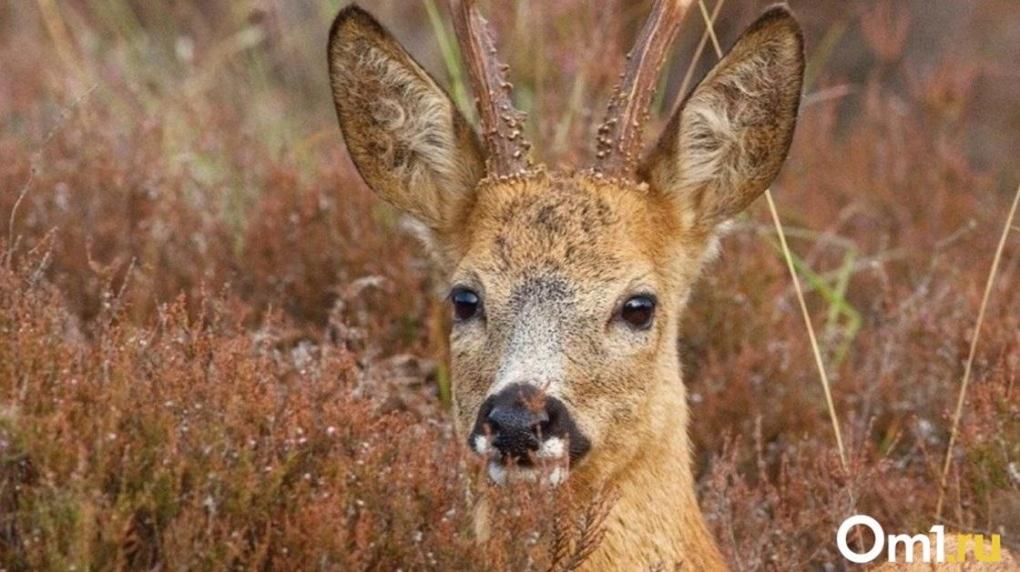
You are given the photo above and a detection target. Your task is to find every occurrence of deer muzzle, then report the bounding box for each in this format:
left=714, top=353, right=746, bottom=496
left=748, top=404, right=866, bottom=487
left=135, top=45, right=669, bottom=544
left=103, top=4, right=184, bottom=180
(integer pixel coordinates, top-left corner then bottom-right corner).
left=468, top=383, right=591, bottom=484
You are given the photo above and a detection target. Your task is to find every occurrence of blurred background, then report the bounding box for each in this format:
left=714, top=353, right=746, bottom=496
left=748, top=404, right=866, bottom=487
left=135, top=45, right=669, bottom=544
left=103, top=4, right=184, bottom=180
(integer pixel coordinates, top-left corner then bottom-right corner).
left=1, top=1, right=1018, bottom=569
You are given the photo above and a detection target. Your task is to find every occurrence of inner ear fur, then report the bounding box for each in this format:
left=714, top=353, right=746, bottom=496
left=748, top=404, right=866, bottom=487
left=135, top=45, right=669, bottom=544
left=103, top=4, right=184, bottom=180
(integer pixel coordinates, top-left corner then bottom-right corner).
left=640, top=5, right=805, bottom=229
left=328, top=5, right=485, bottom=230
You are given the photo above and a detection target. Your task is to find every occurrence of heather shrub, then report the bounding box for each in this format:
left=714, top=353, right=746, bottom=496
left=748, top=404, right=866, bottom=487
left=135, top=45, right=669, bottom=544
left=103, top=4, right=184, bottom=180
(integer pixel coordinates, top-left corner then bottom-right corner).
left=0, top=249, right=617, bottom=569
left=1, top=1, right=1017, bottom=570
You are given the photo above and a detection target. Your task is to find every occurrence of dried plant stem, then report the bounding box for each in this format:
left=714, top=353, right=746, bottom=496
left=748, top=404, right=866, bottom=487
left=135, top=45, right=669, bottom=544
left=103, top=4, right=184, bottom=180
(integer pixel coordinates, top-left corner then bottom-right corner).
left=6, top=83, right=98, bottom=270
left=696, top=1, right=848, bottom=472
left=935, top=182, right=1020, bottom=519
left=765, top=192, right=848, bottom=472
left=35, top=0, right=84, bottom=81
left=675, top=0, right=725, bottom=105
left=6, top=171, right=36, bottom=270
left=697, top=0, right=723, bottom=57
left=553, top=488, right=618, bottom=572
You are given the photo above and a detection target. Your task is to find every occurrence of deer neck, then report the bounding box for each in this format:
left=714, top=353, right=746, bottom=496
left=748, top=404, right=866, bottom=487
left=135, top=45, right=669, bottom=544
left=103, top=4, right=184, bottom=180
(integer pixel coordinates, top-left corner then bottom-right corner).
left=580, top=365, right=728, bottom=571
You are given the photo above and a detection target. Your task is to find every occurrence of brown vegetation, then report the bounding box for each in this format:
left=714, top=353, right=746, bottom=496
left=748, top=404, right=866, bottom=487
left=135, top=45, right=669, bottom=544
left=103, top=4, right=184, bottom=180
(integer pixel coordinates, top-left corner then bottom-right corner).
left=1, top=1, right=1017, bottom=569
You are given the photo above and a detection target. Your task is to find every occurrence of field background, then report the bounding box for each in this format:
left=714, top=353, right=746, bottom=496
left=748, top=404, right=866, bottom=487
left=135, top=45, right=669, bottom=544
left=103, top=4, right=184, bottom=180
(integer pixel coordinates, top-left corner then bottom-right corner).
left=1, top=0, right=1018, bottom=570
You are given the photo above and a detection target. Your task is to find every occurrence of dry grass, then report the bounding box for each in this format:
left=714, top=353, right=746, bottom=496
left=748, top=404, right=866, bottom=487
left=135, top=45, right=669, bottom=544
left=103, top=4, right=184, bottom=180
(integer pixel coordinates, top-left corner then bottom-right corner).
left=1, top=1, right=1018, bottom=570
left=936, top=182, right=1020, bottom=518
left=696, top=0, right=848, bottom=474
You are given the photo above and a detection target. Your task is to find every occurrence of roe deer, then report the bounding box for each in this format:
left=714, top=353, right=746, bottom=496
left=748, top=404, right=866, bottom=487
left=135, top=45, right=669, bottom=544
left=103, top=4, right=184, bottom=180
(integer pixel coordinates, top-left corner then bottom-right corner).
left=326, top=1, right=1015, bottom=569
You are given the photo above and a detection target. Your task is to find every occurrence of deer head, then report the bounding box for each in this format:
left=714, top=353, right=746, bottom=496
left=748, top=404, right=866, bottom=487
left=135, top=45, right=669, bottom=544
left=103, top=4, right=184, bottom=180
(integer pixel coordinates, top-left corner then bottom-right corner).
left=328, top=2, right=803, bottom=558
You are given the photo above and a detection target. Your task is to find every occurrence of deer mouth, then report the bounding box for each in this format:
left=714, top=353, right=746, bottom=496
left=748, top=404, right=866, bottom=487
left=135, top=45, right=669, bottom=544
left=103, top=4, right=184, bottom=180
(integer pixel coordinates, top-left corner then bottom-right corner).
left=473, top=434, right=575, bottom=486
left=467, top=383, right=591, bottom=485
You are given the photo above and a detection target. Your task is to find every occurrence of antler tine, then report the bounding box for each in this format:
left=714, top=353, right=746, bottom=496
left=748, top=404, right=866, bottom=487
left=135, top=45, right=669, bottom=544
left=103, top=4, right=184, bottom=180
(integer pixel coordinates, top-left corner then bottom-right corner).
left=593, top=0, right=694, bottom=178
left=450, top=0, right=531, bottom=178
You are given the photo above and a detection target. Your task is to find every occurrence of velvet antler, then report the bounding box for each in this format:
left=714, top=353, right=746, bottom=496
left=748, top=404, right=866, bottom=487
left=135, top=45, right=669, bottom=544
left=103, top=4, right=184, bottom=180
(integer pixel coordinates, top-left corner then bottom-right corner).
left=450, top=0, right=532, bottom=177
left=593, top=0, right=694, bottom=178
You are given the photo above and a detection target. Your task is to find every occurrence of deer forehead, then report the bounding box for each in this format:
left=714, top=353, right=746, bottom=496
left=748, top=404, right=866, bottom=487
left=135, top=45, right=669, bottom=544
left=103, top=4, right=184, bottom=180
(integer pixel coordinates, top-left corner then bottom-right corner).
left=451, top=171, right=683, bottom=291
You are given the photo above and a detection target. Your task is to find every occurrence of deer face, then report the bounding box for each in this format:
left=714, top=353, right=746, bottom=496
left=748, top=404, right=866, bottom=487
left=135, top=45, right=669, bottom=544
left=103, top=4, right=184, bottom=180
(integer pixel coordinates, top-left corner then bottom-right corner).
left=328, top=4, right=803, bottom=486
left=447, top=173, right=704, bottom=485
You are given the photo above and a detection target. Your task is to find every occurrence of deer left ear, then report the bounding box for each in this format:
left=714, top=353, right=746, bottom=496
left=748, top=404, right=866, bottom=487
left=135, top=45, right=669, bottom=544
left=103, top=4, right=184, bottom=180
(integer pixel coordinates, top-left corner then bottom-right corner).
left=328, top=5, right=485, bottom=232
left=640, top=6, right=804, bottom=230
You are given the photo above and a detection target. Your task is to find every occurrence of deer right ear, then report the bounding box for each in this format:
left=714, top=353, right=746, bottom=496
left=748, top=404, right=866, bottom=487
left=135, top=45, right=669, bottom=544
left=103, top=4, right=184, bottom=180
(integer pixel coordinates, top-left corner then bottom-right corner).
left=328, top=5, right=485, bottom=230
left=640, top=6, right=804, bottom=231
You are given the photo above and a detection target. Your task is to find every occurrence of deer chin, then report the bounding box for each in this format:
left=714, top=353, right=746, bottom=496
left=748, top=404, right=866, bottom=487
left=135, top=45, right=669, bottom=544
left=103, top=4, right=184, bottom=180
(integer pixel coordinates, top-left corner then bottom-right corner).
left=486, top=461, right=571, bottom=487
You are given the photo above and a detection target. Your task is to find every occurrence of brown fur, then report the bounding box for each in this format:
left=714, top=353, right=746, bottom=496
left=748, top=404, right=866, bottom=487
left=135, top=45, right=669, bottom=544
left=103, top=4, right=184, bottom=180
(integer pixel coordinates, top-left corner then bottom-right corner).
left=327, top=4, right=1011, bottom=570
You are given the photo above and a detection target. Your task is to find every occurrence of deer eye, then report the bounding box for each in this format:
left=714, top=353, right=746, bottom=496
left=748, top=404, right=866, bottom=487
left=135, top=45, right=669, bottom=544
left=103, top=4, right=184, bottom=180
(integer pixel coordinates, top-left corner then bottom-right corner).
left=450, top=287, right=482, bottom=322
left=619, top=295, right=656, bottom=330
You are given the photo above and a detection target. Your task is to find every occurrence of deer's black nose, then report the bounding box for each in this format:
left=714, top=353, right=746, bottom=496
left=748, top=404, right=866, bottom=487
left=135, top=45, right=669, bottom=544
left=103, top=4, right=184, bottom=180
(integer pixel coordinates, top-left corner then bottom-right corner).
left=468, top=383, right=591, bottom=471
left=472, top=384, right=550, bottom=464
left=487, top=400, right=548, bottom=461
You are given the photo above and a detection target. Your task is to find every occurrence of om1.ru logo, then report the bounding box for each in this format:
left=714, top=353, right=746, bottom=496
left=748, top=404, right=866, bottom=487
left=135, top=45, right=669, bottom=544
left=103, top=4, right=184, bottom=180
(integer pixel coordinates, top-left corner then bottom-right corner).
left=837, top=515, right=1003, bottom=564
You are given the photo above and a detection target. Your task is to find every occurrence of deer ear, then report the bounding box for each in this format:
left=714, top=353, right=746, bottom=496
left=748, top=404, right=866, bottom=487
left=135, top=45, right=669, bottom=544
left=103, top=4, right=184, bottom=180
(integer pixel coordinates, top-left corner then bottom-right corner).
left=640, top=6, right=804, bottom=229
left=328, top=5, right=485, bottom=230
